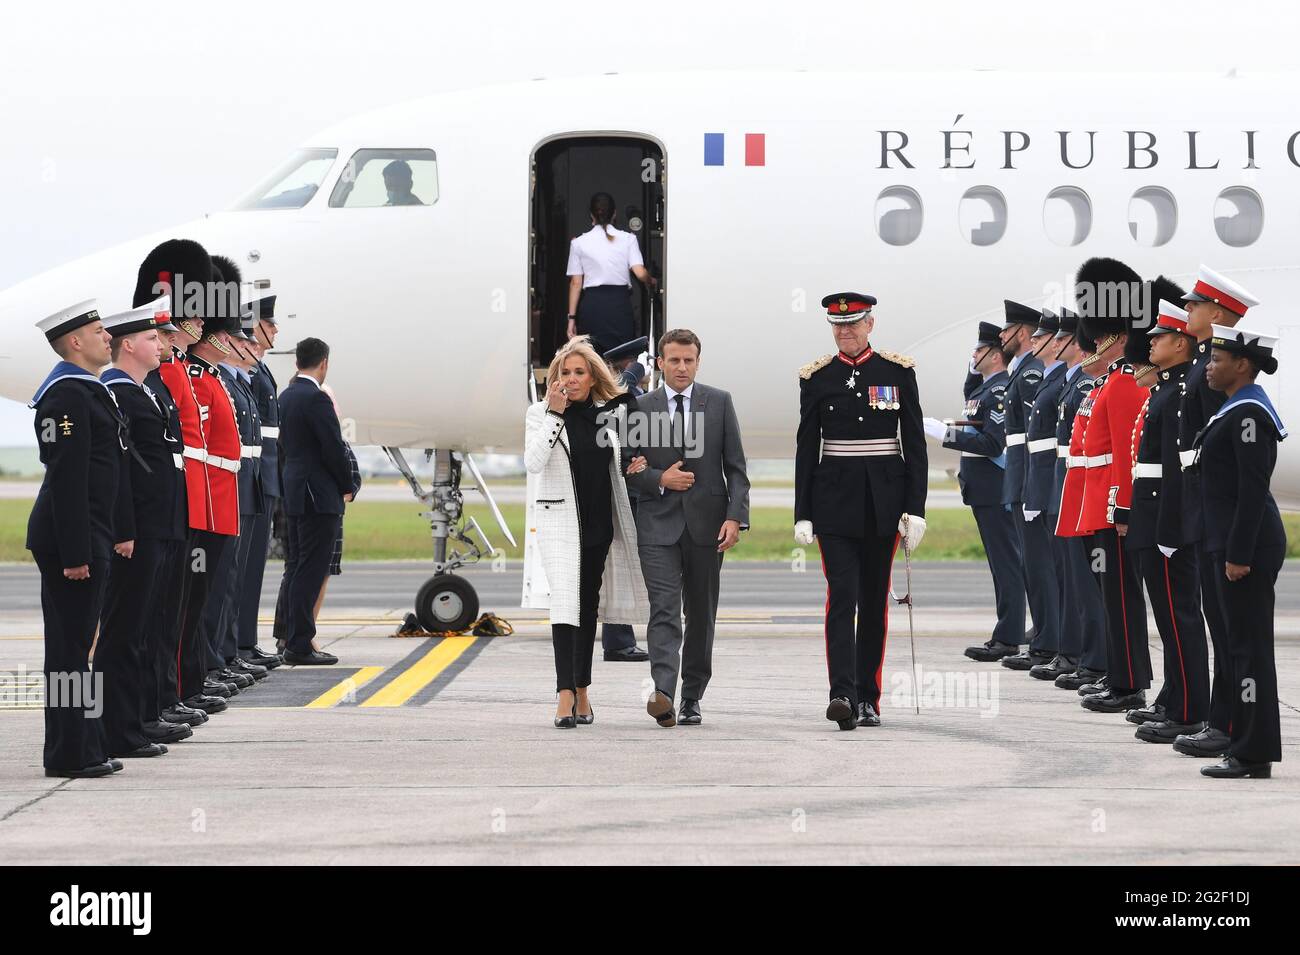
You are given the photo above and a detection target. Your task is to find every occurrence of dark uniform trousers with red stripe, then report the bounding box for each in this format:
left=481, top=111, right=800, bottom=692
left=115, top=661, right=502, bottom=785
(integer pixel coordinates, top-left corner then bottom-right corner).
left=1137, top=547, right=1209, bottom=723
left=1093, top=527, right=1150, bottom=692
left=819, top=532, right=898, bottom=709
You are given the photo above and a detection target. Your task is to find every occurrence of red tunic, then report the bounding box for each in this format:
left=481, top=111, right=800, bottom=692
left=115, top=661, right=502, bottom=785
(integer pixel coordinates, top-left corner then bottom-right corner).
left=1056, top=375, right=1098, bottom=537
left=157, top=350, right=213, bottom=532
left=1079, top=364, right=1149, bottom=533
left=1115, top=395, right=1150, bottom=525
left=186, top=356, right=240, bottom=536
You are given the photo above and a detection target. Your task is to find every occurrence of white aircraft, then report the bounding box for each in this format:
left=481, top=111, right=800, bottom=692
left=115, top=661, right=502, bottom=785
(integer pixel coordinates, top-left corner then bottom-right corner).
left=0, top=70, right=1294, bottom=626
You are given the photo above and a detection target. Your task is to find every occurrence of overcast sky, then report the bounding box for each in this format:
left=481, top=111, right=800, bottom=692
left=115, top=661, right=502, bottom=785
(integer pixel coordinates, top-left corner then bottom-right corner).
left=1, top=0, right=1296, bottom=444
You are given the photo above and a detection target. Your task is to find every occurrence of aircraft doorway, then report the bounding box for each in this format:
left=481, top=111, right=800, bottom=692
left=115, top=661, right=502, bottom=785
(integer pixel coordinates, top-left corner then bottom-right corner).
left=529, top=135, right=665, bottom=390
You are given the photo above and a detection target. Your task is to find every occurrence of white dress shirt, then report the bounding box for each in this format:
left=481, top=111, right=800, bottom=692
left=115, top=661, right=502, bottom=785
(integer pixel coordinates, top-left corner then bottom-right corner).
left=659, top=382, right=694, bottom=494
left=566, top=225, right=644, bottom=288
left=295, top=373, right=322, bottom=390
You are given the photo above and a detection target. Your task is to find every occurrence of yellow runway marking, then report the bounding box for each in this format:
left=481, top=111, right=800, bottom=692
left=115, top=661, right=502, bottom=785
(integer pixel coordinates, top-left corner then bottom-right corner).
left=306, top=666, right=385, bottom=709
left=360, top=637, right=476, bottom=707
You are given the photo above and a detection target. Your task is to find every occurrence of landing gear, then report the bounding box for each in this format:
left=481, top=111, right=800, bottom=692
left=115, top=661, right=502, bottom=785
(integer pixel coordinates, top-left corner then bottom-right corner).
left=382, top=447, right=517, bottom=633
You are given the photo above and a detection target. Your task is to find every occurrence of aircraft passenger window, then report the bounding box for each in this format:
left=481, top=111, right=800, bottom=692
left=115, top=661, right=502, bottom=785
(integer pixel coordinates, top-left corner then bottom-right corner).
left=959, top=186, right=1007, bottom=246
left=1043, top=186, right=1092, bottom=247
left=875, top=186, right=923, bottom=246
left=1128, top=186, right=1177, bottom=247
left=329, top=148, right=439, bottom=208
left=1214, top=186, right=1263, bottom=247
left=235, top=148, right=339, bottom=210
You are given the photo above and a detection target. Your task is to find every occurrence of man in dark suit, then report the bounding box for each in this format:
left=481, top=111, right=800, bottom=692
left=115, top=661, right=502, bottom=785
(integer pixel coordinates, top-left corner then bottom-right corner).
left=624, top=329, right=750, bottom=727
left=277, top=337, right=354, bottom=665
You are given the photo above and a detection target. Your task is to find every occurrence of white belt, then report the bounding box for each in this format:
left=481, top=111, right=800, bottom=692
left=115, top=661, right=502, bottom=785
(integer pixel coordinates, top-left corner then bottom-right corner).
left=205, top=454, right=241, bottom=473
left=1179, top=449, right=1198, bottom=468
left=260, top=426, right=279, bottom=439
left=181, top=445, right=207, bottom=463
left=1027, top=437, right=1056, bottom=454
left=242, top=445, right=262, bottom=459
left=1057, top=445, right=1070, bottom=459
left=823, top=438, right=901, bottom=457
left=960, top=451, right=985, bottom=458
left=1067, top=455, right=1088, bottom=469
left=1133, top=462, right=1163, bottom=479
left=1005, top=433, right=1026, bottom=446
left=172, top=453, right=184, bottom=470
left=1086, top=453, right=1113, bottom=468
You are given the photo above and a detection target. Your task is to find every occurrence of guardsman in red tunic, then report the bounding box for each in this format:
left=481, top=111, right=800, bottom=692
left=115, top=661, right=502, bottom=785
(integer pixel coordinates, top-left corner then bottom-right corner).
left=1074, top=258, right=1152, bottom=714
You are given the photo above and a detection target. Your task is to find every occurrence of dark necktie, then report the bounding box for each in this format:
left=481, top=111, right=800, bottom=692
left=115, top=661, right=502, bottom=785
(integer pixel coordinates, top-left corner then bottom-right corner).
left=673, top=393, right=686, bottom=460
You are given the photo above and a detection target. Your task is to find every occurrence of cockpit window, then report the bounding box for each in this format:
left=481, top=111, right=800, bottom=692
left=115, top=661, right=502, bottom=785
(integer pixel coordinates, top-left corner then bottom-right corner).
left=329, top=148, right=439, bottom=208
left=236, top=148, right=339, bottom=210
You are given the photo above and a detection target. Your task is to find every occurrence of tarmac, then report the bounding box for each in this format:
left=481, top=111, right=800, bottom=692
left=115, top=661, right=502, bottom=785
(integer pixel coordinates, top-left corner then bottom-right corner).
left=0, top=561, right=1296, bottom=864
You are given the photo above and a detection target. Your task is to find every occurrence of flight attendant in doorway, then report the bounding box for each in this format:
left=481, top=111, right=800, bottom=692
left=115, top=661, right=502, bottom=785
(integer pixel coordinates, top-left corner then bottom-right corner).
left=566, top=192, right=656, bottom=356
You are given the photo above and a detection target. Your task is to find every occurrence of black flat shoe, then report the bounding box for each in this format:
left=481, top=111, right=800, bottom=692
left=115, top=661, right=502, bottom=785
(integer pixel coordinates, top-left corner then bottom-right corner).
left=1080, top=688, right=1145, bottom=713
left=1136, top=719, right=1207, bottom=743
left=1056, top=666, right=1104, bottom=690
left=856, top=702, right=881, bottom=727
left=1001, top=648, right=1054, bottom=671
left=1029, top=654, right=1077, bottom=681
left=1126, top=703, right=1167, bottom=725
left=161, top=703, right=208, bottom=725
left=182, top=694, right=228, bottom=714
left=678, top=699, right=701, bottom=725
left=283, top=649, right=339, bottom=666
left=647, top=690, right=676, bottom=727
left=112, top=743, right=168, bottom=758
left=603, top=646, right=649, bottom=662
left=1077, top=675, right=1110, bottom=697
left=826, top=697, right=855, bottom=731
left=142, top=720, right=193, bottom=744
left=965, top=641, right=1019, bottom=662
left=1172, top=726, right=1231, bottom=758
left=45, top=761, right=116, bottom=779
left=1201, top=757, right=1271, bottom=779
left=243, top=646, right=282, bottom=669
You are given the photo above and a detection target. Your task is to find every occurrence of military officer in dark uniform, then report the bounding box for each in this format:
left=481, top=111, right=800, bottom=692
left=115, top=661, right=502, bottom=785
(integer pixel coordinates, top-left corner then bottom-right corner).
left=238, top=293, right=284, bottom=668
left=27, top=300, right=125, bottom=778
left=1046, top=315, right=1108, bottom=689
left=923, top=322, right=1022, bottom=660
left=1194, top=324, right=1285, bottom=778
left=97, top=301, right=193, bottom=761
left=1172, top=265, right=1261, bottom=759
left=795, top=292, right=927, bottom=730
left=1120, top=299, right=1211, bottom=743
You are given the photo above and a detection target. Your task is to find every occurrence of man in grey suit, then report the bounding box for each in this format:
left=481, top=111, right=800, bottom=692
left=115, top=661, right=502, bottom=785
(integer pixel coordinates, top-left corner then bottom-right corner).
left=624, top=329, right=750, bottom=727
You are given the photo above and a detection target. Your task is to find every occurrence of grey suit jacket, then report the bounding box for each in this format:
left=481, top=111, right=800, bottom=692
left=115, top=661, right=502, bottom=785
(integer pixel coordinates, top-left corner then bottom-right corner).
left=625, top=381, right=751, bottom=546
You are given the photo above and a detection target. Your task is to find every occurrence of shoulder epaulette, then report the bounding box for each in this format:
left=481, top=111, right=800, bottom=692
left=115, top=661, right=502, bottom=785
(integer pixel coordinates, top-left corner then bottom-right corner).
left=187, top=363, right=203, bottom=378
left=798, top=354, right=835, bottom=379
left=875, top=349, right=916, bottom=369
left=1078, top=378, right=1095, bottom=393
left=991, top=384, right=1007, bottom=398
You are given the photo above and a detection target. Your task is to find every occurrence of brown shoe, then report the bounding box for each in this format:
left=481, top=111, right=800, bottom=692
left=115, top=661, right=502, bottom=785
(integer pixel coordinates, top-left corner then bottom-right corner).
left=646, top=690, right=676, bottom=727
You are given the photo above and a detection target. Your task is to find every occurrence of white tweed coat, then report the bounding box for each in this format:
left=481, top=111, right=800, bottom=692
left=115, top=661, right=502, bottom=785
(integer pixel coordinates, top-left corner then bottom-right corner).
left=521, top=399, right=649, bottom=627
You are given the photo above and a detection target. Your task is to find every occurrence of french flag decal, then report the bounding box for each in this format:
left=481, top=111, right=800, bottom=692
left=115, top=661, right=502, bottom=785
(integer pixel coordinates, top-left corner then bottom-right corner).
left=704, top=132, right=765, bottom=166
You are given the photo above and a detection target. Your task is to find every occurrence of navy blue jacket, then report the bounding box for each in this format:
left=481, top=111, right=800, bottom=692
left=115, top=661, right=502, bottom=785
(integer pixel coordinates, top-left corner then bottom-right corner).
left=1024, top=362, right=1067, bottom=516
left=1000, top=352, right=1045, bottom=506
left=250, top=360, right=281, bottom=499
left=1052, top=365, right=1093, bottom=517
left=278, top=375, right=354, bottom=517
left=942, top=370, right=1007, bottom=507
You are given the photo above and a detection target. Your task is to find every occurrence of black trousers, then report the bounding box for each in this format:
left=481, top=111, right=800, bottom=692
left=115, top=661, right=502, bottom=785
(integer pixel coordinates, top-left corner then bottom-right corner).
left=1070, top=536, right=1108, bottom=672
left=1017, top=509, right=1060, bottom=654
left=1094, top=528, right=1150, bottom=692
left=154, top=538, right=188, bottom=709
left=1214, top=548, right=1283, bottom=764
left=1049, top=527, right=1082, bottom=661
left=285, top=511, right=340, bottom=654
left=552, top=541, right=610, bottom=692
left=575, top=284, right=634, bottom=356
left=971, top=504, right=1025, bottom=646
left=818, top=531, right=899, bottom=709
left=237, top=507, right=273, bottom=653
left=1137, top=547, right=1210, bottom=724
left=177, top=530, right=230, bottom=701
left=35, top=551, right=109, bottom=772
left=1197, top=542, right=1234, bottom=732
left=199, top=521, right=244, bottom=670
left=97, top=539, right=167, bottom=755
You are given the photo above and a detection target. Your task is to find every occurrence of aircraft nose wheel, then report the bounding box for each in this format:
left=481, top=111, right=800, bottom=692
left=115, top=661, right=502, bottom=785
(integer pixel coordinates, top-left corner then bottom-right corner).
left=414, top=574, right=480, bottom=633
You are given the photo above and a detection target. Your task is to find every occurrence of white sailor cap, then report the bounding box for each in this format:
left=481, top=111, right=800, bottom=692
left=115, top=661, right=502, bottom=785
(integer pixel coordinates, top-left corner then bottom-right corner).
left=1209, top=323, right=1279, bottom=375
left=36, top=299, right=101, bottom=342
left=147, top=295, right=180, bottom=331
left=1148, top=300, right=1190, bottom=336
left=1183, top=265, right=1260, bottom=317
left=103, top=299, right=170, bottom=338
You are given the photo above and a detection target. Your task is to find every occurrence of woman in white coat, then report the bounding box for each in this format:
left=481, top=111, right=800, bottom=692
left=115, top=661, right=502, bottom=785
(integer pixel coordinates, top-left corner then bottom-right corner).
left=525, top=337, right=649, bottom=727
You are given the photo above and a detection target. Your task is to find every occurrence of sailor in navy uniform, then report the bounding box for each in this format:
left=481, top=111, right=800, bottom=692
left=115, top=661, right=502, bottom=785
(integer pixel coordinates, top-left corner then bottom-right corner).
left=1191, top=325, right=1286, bottom=778
left=97, top=302, right=194, bottom=761
left=1173, top=266, right=1261, bottom=758
left=995, top=300, right=1049, bottom=663
left=924, top=322, right=1023, bottom=660
left=26, top=301, right=125, bottom=778
left=1046, top=315, right=1108, bottom=690
left=795, top=292, right=927, bottom=730
left=238, top=293, right=284, bottom=668
left=1122, top=300, right=1211, bottom=743
left=1005, top=308, right=1067, bottom=673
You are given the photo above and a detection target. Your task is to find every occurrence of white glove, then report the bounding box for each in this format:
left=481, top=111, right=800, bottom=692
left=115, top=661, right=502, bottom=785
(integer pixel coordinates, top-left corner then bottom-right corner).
left=636, top=351, right=651, bottom=370
left=899, top=514, right=926, bottom=553
left=922, top=416, right=947, bottom=440
left=794, top=520, right=815, bottom=546
left=968, top=358, right=979, bottom=375
left=1023, top=506, right=1041, bottom=522
left=1158, top=545, right=1177, bottom=558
